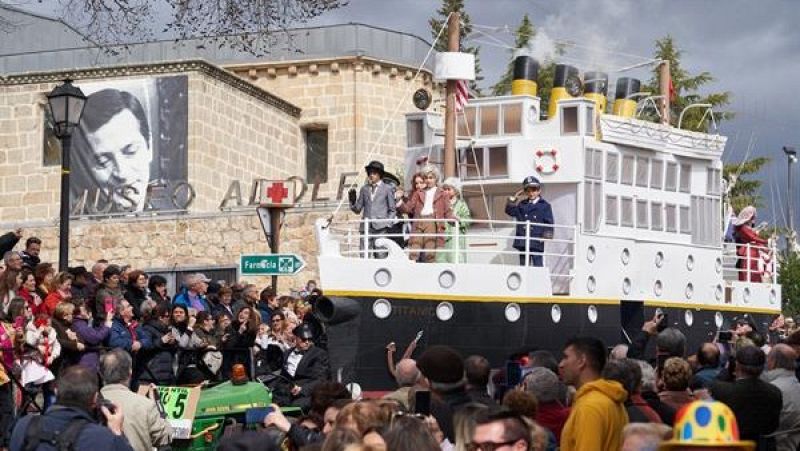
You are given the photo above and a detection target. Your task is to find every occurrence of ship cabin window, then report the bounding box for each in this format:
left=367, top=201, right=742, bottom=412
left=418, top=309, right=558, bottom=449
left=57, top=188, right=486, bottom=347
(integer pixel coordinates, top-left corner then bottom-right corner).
left=621, top=197, right=634, bottom=227
left=665, top=204, right=677, bottom=232
left=679, top=205, right=691, bottom=234
left=651, top=202, right=664, bottom=231
left=636, top=156, right=649, bottom=188
left=621, top=155, right=635, bottom=185
left=561, top=106, right=579, bottom=135
left=305, top=127, right=329, bottom=184
left=636, top=199, right=649, bottom=229
left=651, top=160, right=664, bottom=190
left=481, top=105, right=500, bottom=136
left=706, top=168, right=722, bottom=195
left=407, top=119, right=425, bottom=147
left=584, top=180, right=602, bottom=233
left=585, top=149, right=603, bottom=180
left=459, top=146, right=508, bottom=179
left=503, top=103, right=523, bottom=134
left=606, top=153, right=619, bottom=183
left=691, top=196, right=722, bottom=245
left=585, top=106, right=595, bottom=136
left=679, top=163, right=692, bottom=193
left=457, top=107, right=478, bottom=137
left=665, top=162, right=678, bottom=191
left=605, top=195, right=619, bottom=225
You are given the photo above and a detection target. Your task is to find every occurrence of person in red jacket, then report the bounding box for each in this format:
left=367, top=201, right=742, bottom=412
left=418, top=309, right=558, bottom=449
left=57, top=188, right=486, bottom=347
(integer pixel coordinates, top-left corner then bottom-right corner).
left=43, top=272, right=73, bottom=317
left=733, top=206, right=769, bottom=282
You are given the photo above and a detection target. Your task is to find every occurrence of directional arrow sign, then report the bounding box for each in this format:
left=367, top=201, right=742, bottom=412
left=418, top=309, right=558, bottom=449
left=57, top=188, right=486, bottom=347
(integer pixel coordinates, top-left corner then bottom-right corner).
left=240, top=254, right=306, bottom=276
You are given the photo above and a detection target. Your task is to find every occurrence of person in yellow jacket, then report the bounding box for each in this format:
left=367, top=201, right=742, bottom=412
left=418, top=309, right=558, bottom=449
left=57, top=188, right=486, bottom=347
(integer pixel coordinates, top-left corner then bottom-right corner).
left=558, top=336, right=629, bottom=451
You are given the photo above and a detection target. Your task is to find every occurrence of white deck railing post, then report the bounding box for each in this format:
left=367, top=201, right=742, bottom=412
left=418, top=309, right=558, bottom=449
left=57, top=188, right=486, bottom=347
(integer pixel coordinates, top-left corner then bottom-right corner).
left=524, top=221, right=531, bottom=267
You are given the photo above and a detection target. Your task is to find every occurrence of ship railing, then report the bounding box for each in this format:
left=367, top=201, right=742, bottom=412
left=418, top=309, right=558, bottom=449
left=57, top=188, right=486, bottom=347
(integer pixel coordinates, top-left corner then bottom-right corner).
left=325, top=217, right=576, bottom=275
left=721, top=241, right=778, bottom=284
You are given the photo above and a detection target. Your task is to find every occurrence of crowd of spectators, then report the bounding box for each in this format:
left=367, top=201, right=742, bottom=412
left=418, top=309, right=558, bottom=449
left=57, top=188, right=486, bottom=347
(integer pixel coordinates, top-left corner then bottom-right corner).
left=1, top=227, right=799, bottom=451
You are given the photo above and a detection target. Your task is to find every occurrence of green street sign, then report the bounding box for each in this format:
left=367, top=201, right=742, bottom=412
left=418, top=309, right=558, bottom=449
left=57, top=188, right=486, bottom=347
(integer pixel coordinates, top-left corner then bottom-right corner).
left=240, top=254, right=306, bottom=276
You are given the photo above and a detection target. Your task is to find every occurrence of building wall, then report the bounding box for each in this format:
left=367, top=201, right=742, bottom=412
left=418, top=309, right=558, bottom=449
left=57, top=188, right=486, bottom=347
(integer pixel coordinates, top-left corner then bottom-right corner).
left=230, top=57, right=439, bottom=194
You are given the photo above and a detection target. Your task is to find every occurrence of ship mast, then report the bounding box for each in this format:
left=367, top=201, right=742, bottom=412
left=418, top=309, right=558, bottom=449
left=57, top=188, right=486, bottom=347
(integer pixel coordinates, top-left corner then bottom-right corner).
left=443, top=12, right=460, bottom=179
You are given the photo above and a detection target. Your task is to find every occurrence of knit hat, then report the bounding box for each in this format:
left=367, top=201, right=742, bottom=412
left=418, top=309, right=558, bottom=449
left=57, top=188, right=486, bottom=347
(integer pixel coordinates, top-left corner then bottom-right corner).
left=417, top=345, right=465, bottom=384
left=523, top=367, right=560, bottom=403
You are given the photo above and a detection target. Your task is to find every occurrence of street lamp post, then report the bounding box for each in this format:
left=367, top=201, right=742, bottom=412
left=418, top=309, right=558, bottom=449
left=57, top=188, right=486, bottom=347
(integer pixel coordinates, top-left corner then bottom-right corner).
left=784, top=147, right=797, bottom=233
left=47, top=80, right=87, bottom=272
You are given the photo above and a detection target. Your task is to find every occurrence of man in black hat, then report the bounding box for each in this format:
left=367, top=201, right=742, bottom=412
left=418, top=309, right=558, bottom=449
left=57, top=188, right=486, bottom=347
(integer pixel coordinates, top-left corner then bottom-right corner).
left=348, top=160, right=397, bottom=258
left=710, top=345, right=782, bottom=450
left=277, top=323, right=330, bottom=411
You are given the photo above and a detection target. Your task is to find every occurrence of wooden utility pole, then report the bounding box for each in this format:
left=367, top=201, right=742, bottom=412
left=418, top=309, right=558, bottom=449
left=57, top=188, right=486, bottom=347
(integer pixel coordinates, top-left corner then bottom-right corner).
left=443, top=12, right=460, bottom=178
left=659, top=60, right=671, bottom=125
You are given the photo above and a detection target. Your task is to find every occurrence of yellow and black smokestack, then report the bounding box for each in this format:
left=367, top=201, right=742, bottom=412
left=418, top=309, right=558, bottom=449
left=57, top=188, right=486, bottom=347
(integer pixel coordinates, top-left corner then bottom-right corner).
left=511, top=56, right=540, bottom=96
left=584, top=71, right=608, bottom=114
left=548, top=64, right=580, bottom=119
left=612, top=77, right=641, bottom=118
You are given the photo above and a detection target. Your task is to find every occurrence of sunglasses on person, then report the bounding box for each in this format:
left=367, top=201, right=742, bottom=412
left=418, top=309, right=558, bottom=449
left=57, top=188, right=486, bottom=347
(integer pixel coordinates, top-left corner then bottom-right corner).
left=465, top=440, right=521, bottom=451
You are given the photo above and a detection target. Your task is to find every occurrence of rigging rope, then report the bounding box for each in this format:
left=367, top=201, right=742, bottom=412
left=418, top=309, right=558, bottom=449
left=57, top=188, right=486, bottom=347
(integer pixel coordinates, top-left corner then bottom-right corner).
left=326, top=12, right=453, bottom=226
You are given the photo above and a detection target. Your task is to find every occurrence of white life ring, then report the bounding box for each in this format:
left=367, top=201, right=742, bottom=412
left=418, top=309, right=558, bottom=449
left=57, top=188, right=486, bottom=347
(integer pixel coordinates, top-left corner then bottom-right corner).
left=535, top=148, right=560, bottom=174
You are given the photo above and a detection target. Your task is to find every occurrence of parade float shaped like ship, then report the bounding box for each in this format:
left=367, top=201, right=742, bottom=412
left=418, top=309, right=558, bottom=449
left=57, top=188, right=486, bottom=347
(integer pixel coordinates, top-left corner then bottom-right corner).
left=313, top=55, right=781, bottom=390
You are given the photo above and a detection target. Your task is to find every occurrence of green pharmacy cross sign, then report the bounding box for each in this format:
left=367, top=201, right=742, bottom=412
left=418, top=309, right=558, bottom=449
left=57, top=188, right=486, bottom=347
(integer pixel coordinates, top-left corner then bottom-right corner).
left=240, top=254, right=306, bottom=276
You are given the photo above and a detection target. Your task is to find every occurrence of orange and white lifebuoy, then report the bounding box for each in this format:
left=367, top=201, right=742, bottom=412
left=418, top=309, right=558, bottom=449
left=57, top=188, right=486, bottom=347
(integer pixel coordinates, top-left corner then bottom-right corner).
left=535, top=148, right=560, bottom=174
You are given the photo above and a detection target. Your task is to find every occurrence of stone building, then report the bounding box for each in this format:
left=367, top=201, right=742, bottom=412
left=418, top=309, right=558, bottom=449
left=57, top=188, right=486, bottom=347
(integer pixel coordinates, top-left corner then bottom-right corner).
left=0, top=5, right=439, bottom=291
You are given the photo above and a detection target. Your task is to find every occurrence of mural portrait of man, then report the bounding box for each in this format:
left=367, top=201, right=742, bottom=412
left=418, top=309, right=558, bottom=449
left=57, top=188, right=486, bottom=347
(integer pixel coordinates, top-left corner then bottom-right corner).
left=49, top=75, right=189, bottom=215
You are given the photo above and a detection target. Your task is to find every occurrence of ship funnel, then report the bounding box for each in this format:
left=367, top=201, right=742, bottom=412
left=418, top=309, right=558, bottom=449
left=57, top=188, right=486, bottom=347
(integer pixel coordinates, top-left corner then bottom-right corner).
left=547, top=64, right=580, bottom=119
left=511, top=55, right=540, bottom=96
left=583, top=71, right=608, bottom=113
left=612, top=77, right=641, bottom=118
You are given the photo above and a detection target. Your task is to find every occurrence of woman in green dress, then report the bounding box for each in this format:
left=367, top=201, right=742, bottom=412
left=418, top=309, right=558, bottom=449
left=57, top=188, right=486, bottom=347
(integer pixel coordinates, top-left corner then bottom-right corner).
left=438, top=177, right=471, bottom=263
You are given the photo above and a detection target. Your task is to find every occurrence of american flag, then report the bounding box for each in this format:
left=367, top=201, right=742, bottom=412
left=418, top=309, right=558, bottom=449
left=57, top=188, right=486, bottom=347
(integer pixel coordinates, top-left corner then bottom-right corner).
left=455, top=79, right=470, bottom=112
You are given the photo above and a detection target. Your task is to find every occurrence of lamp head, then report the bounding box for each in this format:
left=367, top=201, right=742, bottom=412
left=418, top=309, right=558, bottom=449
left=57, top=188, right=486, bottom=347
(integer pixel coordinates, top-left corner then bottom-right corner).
left=47, top=79, right=87, bottom=138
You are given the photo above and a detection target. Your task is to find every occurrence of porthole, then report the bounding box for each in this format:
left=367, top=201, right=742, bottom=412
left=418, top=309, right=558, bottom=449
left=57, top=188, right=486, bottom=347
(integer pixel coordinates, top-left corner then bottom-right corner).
left=684, top=310, right=694, bottom=327
left=438, top=270, right=456, bottom=289
left=587, top=245, right=596, bottom=263
left=654, top=280, right=663, bottom=297
left=507, top=273, right=522, bottom=291
left=587, top=276, right=597, bottom=293
left=505, top=303, right=522, bottom=322
left=372, top=299, right=392, bottom=319
left=770, top=289, right=777, bottom=305
left=550, top=304, right=562, bottom=324
left=742, top=287, right=751, bottom=304
left=714, top=312, right=724, bottom=328
left=374, top=268, right=392, bottom=287
left=715, top=257, right=723, bottom=274
left=655, top=252, right=664, bottom=268
left=621, top=248, right=631, bottom=265
left=622, top=277, right=631, bottom=295
left=436, top=302, right=454, bottom=321
left=685, top=283, right=694, bottom=300
left=587, top=305, right=598, bottom=324
left=715, top=284, right=723, bottom=301
left=686, top=255, right=695, bottom=271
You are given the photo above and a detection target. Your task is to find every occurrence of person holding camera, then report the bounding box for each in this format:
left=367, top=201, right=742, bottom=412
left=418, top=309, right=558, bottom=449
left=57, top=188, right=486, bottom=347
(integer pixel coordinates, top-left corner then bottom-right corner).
left=9, top=365, right=134, bottom=451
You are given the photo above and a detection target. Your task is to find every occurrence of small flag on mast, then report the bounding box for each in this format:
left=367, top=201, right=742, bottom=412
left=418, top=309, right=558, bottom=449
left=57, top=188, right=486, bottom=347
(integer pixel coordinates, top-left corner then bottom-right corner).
left=455, top=79, right=469, bottom=112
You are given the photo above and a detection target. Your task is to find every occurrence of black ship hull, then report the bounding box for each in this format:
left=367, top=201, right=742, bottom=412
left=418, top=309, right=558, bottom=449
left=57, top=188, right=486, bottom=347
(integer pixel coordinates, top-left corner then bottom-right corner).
left=323, top=295, right=775, bottom=390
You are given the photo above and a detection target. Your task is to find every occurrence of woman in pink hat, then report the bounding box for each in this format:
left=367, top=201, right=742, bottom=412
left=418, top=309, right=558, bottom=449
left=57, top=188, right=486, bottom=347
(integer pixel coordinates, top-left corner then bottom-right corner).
left=733, top=206, right=768, bottom=282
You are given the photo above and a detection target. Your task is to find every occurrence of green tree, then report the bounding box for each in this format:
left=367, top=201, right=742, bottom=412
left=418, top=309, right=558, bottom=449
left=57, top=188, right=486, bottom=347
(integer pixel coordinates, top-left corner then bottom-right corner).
left=491, top=14, right=535, bottom=96
left=722, top=156, right=770, bottom=213
left=779, top=251, right=800, bottom=315
left=429, top=0, right=483, bottom=94
left=645, top=36, right=733, bottom=132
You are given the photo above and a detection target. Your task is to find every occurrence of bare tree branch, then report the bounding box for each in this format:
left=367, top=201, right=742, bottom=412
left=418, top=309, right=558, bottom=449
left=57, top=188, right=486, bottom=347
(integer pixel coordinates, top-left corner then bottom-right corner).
left=50, top=0, right=347, bottom=55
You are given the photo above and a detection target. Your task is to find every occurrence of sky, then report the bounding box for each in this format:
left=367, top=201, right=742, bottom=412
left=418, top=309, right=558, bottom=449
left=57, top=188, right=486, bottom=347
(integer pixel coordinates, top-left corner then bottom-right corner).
left=14, top=0, right=800, bottom=229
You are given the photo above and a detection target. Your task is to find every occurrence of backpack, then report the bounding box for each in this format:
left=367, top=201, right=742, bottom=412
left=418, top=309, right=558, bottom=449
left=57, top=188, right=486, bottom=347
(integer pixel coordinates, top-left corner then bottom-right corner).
left=22, top=415, right=89, bottom=451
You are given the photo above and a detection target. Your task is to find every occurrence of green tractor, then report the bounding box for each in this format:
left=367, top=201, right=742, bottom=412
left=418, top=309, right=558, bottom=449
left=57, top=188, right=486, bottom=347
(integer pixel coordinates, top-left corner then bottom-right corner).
left=166, top=380, right=300, bottom=450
